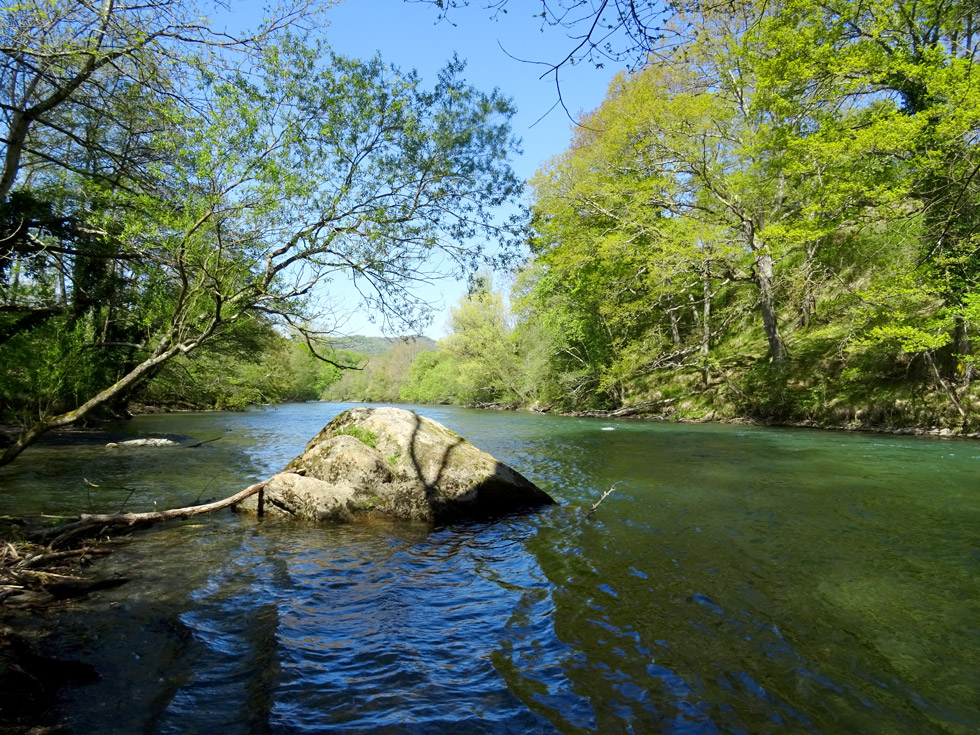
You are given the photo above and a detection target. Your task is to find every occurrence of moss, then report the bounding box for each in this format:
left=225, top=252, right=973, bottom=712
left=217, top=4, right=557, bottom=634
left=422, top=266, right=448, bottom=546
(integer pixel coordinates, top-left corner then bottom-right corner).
left=333, top=425, right=378, bottom=448
left=349, top=495, right=385, bottom=512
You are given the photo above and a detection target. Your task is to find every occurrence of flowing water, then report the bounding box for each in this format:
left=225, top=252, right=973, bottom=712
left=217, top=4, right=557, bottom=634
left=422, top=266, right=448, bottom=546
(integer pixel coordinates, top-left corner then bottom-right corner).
left=1, top=403, right=977, bottom=734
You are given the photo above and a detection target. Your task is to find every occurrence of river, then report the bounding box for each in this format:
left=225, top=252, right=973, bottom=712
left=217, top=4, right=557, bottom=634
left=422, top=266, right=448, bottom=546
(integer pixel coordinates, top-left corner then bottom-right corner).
left=1, top=402, right=977, bottom=733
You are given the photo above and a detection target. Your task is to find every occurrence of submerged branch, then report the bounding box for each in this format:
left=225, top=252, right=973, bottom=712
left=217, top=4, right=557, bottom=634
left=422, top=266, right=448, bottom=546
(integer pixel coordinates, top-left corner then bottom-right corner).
left=30, top=481, right=266, bottom=546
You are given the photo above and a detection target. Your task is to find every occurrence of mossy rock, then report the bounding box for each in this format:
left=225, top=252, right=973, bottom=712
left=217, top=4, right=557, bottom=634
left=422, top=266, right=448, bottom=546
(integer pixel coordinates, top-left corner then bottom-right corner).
left=237, top=407, right=554, bottom=523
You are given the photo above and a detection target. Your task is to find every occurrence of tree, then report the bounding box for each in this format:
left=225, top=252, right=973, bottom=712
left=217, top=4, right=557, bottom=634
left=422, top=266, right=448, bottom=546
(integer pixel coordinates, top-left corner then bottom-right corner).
left=405, top=0, right=979, bottom=425
left=0, top=0, right=323, bottom=200
left=748, top=0, right=980, bottom=385
left=0, top=35, right=523, bottom=466
left=400, top=349, right=461, bottom=403
left=527, top=16, right=822, bottom=391
left=0, top=0, right=327, bottom=448
left=412, top=1, right=670, bottom=69
left=444, top=275, right=526, bottom=404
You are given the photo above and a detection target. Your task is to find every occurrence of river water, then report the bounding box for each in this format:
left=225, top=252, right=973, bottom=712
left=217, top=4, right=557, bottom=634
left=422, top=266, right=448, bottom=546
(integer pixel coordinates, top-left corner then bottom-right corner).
left=1, top=402, right=977, bottom=734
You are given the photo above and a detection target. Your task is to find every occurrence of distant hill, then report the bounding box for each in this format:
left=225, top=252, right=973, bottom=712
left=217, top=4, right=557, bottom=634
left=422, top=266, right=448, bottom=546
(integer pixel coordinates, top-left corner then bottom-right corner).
left=327, top=334, right=436, bottom=356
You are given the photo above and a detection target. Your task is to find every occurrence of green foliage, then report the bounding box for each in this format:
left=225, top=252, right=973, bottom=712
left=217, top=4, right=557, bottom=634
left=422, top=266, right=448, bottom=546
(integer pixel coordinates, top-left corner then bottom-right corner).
left=135, top=324, right=344, bottom=411
left=399, top=350, right=461, bottom=404
left=321, top=340, right=434, bottom=403
left=503, top=0, right=979, bottom=425
left=328, top=335, right=435, bottom=357
left=0, top=21, right=523, bottom=463
left=444, top=279, right=526, bottom=405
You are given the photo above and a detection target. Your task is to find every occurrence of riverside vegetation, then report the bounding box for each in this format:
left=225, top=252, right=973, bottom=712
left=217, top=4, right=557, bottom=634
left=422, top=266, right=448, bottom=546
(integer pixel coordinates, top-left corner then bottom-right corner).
left=345, top=0, right=980, bottom=433
left=3, top=0, right=980, bottom=455
left=409, top=0, right=980, bottom=433
left=0, top=1, right=523, bottom=468
left=1, top=2, right=978, bottom=727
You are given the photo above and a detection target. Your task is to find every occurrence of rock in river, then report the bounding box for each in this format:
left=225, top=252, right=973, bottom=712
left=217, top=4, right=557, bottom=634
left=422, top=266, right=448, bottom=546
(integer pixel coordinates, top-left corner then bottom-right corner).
left=235, top=407, right=555, bottom=523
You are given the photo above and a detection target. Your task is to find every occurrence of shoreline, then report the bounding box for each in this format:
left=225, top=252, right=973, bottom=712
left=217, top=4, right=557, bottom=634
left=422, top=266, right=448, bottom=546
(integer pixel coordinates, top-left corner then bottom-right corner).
left=4, top=398, right=976, bottom=453
left=556, top=410, right=980, bottom=439
left=457, top=400, right=980, bottom=439
left=133, top=399, right=980, bottom=440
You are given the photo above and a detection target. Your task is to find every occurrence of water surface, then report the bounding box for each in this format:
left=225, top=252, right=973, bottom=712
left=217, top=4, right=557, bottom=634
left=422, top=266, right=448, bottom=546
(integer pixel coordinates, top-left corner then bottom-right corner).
left=1, top=403, right=977, bottom=733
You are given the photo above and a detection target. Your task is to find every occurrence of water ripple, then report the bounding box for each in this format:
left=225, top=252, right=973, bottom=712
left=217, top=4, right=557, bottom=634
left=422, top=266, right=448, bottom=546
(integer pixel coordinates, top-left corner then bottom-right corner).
left=7, top=403, right=977, bottom=734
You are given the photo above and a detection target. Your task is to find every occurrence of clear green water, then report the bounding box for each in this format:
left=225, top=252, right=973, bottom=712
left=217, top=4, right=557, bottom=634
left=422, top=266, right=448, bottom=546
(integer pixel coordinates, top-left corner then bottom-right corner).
left=0, top=403, right=977, bottom=733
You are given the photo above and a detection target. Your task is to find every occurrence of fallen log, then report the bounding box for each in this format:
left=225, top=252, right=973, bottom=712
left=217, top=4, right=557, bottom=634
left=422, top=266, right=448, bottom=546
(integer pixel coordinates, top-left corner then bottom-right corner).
left=30, top=481, right=267, bottom=546
left=562, top=397, right=681, bottom=419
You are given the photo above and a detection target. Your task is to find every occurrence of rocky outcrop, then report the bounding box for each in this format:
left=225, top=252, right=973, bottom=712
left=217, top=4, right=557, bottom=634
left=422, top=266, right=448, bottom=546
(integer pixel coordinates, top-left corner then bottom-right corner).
left=235, top=407, right=554, bottom=523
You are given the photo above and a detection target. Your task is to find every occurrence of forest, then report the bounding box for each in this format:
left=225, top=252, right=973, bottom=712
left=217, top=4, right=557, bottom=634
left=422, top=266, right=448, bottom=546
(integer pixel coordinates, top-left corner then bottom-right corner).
left=3, top=0, right=980, bottom=462
left=270, top=0, right=980, bottom=433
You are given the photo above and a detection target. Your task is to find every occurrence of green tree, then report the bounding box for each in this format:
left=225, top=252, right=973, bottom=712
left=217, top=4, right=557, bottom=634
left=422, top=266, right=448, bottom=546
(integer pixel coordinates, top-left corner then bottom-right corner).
left=322, top=340, right=434, bottom=403
left=750, top=0, right=980, bottom=384
left=0, top=0, right=322, bottom=200
left=420, top=0, right=980, bottom=423
left=400, top=349, right=461, bottom=403
left=0, top=35, right=523, bottom=465
left=443, top=276, right=527, bottom=404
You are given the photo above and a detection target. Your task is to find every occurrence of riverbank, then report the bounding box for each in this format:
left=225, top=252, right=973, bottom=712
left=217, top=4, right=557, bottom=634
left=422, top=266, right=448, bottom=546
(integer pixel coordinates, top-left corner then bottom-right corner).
left=315, top=354, right=980, bottom=437
left=483, top=372, right=980, bottom=439
left=123, top=390, right=980, bottom=441
left=556, top=405, right=980, bottom=438
left=0, top=517, right=125, bottom=734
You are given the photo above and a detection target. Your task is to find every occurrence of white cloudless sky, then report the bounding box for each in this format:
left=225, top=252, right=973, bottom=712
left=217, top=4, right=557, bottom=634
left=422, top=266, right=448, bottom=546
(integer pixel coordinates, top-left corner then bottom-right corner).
left=224, top=0, right=627, bottom=338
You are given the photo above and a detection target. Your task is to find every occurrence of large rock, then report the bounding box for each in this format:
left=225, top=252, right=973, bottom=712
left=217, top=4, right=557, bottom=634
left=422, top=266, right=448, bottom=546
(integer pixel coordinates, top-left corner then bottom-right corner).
left=235, top=407, right=554, bottom=523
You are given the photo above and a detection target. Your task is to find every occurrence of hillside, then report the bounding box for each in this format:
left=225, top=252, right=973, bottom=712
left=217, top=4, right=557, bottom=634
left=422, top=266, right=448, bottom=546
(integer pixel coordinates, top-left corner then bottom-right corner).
left=327, top=335, right=436, bottom=357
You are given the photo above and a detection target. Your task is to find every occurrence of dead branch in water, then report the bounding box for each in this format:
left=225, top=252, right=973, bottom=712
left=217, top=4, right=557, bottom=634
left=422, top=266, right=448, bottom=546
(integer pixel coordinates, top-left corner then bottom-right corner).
left=587, top=483, right=619, bottom=517
left=16, top=547, right=112, bottom=569
left=3, top=483, right=266, bottom=607
left=29, top=481, right=266, bottom=547
left=185, top=436, right=223, bottom=448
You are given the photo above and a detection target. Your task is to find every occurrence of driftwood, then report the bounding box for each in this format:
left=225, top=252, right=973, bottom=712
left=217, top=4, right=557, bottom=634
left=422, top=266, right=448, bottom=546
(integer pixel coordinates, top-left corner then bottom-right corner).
left=185, top=436, right=223, bottom=448
left=562, top=398, right=681, bottom=419
left=16, top=547, right=112, bottom=569
left=3, top=483, right=266, bottom=606
left=586, top=483, right=619, bottom=517
left=1, top=546, right=121, bottom=604
left=30, top=481, right=266, bottom=547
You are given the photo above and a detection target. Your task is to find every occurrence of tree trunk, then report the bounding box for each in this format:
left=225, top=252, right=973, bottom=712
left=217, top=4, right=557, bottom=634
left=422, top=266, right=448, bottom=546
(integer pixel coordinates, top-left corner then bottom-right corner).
left=925, top=351, right=967, bottom=418
left=755, top=250, right=788, bottom=364
left=669, top=304, right=682, bottom=346
left=953, top=315, right=974, bottom=385
left=701, top=263, right=712, bottom=387
left=797, top=240, right=819, bottom=327
left=0, top=110, right=30, bottom=201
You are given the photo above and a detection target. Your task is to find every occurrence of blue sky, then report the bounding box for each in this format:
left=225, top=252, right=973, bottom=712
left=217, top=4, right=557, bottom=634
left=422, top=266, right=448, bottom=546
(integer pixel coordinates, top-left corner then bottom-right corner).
left=226, top=0, right=626, bottom=337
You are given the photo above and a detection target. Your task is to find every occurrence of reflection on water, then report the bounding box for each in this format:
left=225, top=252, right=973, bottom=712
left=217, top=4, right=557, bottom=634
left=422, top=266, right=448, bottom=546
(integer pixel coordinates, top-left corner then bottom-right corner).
left=1, top=403, right=978, bottom=733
